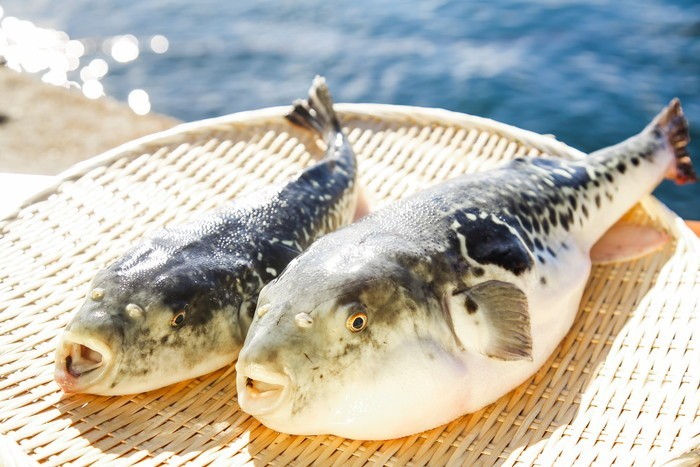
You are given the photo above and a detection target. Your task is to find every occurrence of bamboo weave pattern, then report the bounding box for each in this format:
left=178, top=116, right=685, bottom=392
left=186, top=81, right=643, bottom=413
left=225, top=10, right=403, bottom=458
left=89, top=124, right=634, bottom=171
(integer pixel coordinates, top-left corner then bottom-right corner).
left=1, top=104, right=698, bottom=466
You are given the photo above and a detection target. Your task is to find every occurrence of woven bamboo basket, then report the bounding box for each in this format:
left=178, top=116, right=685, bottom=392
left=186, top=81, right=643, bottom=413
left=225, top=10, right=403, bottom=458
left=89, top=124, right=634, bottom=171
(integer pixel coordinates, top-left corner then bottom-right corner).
left=0, top=104, right=698, bottom=466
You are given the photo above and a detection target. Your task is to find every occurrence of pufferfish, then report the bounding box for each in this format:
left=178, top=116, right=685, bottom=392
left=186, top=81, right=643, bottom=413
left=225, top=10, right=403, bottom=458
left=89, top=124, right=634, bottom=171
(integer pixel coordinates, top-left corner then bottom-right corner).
left=236, top=99, right=696, bottom=440
left=54, top=76, right=362, bottom=395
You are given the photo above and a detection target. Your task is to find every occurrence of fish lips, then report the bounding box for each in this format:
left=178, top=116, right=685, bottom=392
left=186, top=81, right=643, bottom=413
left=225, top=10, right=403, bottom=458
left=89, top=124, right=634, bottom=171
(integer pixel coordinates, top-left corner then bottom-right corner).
left=236, top=363, right=291, bottom=417
left=54, top=331, right=116, bottom=394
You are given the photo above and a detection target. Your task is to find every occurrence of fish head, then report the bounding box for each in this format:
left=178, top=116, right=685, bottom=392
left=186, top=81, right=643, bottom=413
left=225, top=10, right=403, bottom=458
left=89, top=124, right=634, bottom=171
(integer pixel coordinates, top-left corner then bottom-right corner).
left=55, top=250, right=249, bottom=395
left=236, top=240, right=465, bottom=439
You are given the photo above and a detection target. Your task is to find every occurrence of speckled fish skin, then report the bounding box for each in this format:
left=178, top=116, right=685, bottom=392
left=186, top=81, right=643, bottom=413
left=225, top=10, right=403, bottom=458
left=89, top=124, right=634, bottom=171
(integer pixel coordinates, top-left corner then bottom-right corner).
left=236, top=99, right=696, bottom=440
left=54, top=76, right=359, bottom=395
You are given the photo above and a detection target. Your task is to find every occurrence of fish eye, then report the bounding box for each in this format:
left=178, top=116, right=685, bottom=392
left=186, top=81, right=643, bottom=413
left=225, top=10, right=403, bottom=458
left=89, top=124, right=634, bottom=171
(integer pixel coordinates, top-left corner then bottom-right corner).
left=170, top=310, right=186, bottom=327
left=346, top=308, right=368, bottom=333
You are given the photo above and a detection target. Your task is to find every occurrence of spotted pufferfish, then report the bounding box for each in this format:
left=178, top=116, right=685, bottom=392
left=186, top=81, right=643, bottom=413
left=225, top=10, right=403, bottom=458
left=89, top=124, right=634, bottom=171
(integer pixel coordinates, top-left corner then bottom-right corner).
left=54, top=76, right=362, bottom=395
left=236, top=99, right=696, bottom=440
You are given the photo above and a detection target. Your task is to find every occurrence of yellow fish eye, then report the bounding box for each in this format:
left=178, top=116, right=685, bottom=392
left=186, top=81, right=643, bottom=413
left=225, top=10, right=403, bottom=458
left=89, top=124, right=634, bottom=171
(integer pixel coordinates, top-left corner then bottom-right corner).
left=171, top=310, right=186, bottom=327
left=346, top=309, right=368, bottom=333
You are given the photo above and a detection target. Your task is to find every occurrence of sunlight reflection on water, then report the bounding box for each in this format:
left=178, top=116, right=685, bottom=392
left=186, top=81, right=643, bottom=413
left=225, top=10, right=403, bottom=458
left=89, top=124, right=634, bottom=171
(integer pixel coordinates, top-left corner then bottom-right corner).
left=0, top=1, right=697, bottom=217
left=0, top=8, right=166, bottom=113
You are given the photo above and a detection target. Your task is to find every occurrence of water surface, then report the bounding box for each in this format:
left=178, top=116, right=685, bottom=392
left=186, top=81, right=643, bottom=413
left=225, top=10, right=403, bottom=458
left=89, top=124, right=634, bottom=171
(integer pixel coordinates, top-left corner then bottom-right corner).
left=1, top=0, right=698, bottom=217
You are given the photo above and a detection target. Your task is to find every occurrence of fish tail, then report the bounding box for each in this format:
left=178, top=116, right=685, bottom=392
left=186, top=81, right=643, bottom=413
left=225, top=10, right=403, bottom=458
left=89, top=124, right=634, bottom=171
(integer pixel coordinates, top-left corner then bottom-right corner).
left=649, top=98, right=696, bottom=185
left=286, top=75, right=341, bottom=136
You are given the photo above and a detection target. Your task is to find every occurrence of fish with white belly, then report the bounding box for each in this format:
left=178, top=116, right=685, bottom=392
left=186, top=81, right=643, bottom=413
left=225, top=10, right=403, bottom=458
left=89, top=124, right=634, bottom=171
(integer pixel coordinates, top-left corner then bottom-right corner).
left=236, top=99, right=696, bottom=440
left=54, top=77, right=361, bottom=395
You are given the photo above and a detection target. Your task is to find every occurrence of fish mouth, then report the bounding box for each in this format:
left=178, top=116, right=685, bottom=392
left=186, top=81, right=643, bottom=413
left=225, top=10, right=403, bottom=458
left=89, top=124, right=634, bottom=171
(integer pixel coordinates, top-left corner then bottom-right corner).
left=236, top=365, right=290, bottom=416
left=54, top=331, right=114, bottom=393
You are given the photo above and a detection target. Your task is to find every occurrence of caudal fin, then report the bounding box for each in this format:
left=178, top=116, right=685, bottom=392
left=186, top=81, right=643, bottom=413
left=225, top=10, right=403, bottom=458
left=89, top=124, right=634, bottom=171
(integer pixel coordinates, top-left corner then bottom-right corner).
left=651, top=98, right=696, bottom=185
left=286, top=76, right=341, bottom=136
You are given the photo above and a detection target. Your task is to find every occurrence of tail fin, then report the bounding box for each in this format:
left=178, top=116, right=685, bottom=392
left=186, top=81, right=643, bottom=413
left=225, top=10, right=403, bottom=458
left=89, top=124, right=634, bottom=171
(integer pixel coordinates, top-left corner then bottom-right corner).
left=651, top=98, right=696, bottom=185
left=286, top=76, right=341, bottom=136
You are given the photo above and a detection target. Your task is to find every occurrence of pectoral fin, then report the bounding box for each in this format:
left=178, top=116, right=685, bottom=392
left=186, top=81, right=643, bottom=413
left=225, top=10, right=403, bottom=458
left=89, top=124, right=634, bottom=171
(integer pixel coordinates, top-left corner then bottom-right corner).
left=446, top=280, right=532, bottom=361
left=590, top=222, right=670, bottom=264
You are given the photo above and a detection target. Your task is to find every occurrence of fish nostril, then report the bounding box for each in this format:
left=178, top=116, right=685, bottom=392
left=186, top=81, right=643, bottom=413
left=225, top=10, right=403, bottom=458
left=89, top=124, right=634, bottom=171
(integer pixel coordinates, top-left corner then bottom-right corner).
left=294, top=312, right=313, bottom=328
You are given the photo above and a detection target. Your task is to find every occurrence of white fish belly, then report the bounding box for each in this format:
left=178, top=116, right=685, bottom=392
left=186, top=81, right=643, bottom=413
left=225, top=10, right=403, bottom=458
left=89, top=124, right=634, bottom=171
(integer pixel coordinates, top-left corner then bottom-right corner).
left=456, top=243, right=591, bottom=412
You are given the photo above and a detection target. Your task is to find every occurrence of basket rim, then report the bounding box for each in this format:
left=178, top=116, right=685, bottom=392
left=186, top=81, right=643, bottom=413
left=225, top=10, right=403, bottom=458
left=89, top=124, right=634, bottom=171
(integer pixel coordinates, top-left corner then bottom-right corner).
left=1, top=101, right=698, bottom=465
left=4, top=103, right=587, bottom=221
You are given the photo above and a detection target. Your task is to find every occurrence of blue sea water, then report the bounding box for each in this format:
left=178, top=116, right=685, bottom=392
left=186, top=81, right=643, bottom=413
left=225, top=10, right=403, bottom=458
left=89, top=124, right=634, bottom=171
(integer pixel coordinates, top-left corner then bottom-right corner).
left=2, top=0, right=699, bottom=218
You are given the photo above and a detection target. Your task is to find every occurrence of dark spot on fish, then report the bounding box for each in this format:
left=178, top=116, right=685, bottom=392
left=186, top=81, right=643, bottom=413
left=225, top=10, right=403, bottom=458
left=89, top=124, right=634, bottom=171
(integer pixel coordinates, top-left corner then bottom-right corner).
left=465, top=296, right=479, bottom=314
left=531, top=216, right=540, bottom=233
left=593, top=180, right=600, bottom=188
left=595, top=194, right=601, bottom=208
left=582, top=204, right=588, bottom=218
left=520, top=216, right=533, bottom=233
left=0, top=114, right=8, bottom=125
left=541, top=218, right=550, bottom=234
left=605, top=192, right=613, bottom=202
left=549, top=193, right=563, bottom=205
left=534, top=238, right=544, bottom=250
left=453, top=259, right=471, bottom=276
left=473, top=267, right=485, bottom=277
left=605, top=173, right=614, bottom=183
left=549, top=208, right=558, bottom=227
left=453, top=210, right=533, bottom=276
left=639, top=146, right=655, bottom=160
left=160, top=336, right=169, bottom=345
left=537, top=255, right=546, bottom=264
left=568, top=195, right=577, bottom=210
left=560, top=212, right=570, bottom=231
left=338, top=341, right=363, bottom=358
left=540, top=277, right=547, bottom=285
left=547, top=246, right=557, bottom=256
left=631, top=157, right=640, bottom=166
left=617, top=162, right=627, bottom=174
